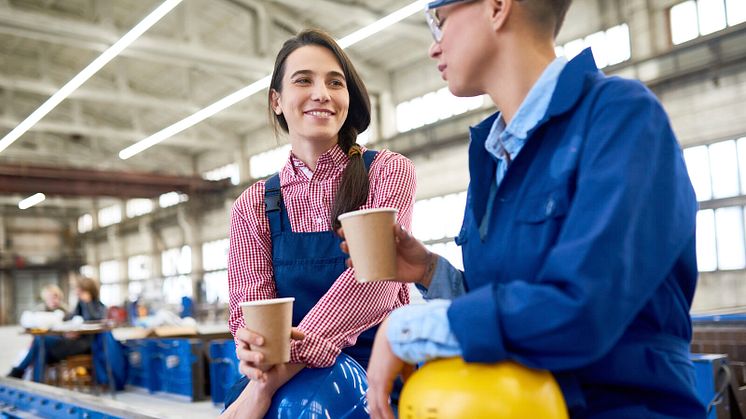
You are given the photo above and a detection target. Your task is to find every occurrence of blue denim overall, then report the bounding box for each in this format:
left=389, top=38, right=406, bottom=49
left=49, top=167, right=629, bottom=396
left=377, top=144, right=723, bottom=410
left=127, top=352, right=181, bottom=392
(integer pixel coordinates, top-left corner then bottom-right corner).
left=224, top=150, right=382, bottom=408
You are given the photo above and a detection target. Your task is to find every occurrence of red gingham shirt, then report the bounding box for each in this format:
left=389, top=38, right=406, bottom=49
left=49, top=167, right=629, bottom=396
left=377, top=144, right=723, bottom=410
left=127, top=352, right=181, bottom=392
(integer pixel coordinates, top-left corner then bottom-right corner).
left=228, top=145, right=416, bottom=368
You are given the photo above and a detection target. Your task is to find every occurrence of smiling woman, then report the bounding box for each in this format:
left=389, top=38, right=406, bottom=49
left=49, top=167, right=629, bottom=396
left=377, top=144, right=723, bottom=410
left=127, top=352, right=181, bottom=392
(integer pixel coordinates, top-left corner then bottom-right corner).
left=222, top=29, right=417, bottom=419
left=268, top=30, right=374, bottom=231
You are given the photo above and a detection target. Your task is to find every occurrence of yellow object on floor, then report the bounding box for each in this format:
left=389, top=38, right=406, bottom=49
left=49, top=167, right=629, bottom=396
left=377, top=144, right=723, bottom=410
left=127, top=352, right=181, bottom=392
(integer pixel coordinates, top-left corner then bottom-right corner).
left=399, top=357, right=568, bottom=419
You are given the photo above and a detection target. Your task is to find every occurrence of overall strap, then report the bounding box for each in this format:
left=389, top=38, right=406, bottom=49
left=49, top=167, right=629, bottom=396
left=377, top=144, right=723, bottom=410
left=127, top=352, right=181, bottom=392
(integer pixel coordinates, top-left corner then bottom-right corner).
left=264, top=150, right=378, bottom=236
left=264, top=174, right=283, bottom=236
left=362, top=149, right=377, bottom=172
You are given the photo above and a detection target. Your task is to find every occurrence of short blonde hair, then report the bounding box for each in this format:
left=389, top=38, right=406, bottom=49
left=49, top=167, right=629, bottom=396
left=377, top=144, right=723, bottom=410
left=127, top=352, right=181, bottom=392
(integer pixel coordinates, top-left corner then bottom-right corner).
left=40, top=283, right=63, bottom=300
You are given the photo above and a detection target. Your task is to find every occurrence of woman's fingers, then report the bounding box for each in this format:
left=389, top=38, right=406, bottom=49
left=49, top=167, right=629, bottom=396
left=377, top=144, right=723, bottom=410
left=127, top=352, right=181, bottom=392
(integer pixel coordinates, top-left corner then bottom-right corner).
left=290, top=328, right=305, bottom=341
left=236, top=344, right=264, bottom=364
left=236, top=328, right=264, bottom=347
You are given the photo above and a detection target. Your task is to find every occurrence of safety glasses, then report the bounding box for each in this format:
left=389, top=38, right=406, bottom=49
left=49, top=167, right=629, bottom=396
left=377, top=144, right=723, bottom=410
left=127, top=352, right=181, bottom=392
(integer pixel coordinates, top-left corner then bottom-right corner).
left=425, top=0, right=477, bottom=42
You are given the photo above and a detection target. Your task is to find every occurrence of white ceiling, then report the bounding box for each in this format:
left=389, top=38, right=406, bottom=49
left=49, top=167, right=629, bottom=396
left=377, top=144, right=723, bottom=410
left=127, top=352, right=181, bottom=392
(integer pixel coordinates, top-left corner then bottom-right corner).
left=0, top=0, right=434, bottom=181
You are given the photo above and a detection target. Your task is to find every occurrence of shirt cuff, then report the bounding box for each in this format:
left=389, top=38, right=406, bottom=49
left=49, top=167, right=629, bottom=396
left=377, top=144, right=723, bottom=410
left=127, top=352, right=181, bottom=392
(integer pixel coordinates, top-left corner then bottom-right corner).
left=415, top=256, right=466, bottom=300
left=289, top=331, right=340, bottom=368
left=386, top=299, right=462, bottom=364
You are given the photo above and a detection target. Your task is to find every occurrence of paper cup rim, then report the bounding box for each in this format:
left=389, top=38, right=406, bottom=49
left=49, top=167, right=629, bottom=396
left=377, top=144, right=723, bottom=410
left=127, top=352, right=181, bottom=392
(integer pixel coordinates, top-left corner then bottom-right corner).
left=239, top=297, right=295, bottom=307
left=338, top=207, right=399, bottom=221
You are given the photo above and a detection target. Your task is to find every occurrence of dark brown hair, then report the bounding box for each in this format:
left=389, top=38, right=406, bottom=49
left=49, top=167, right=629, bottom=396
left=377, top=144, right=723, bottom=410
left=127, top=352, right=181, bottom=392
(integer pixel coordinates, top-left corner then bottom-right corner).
left=76, top=276, right=100, bottom=302
left=268, top=29, right=372, bottom=230
left=518, top=0, right=573, bottom=38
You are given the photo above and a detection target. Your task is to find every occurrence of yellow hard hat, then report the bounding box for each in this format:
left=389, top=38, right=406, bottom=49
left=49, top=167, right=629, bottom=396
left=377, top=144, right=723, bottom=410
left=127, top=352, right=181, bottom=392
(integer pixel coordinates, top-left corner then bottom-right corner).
left=399, top=357, right=568, bottom=419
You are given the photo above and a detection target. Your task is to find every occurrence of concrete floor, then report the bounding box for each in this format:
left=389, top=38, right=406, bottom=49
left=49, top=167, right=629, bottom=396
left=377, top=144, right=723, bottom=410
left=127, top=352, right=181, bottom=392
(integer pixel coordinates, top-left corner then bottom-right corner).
left=0, top=325, right=222, bottom=418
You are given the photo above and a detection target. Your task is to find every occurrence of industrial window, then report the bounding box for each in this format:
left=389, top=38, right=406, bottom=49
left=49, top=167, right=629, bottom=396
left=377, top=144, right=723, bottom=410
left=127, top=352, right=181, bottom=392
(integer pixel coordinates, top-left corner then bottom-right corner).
left=77, top=213, right=93, bottom=234
left=715, top=207, right=746, bottom=269
left=696, top=206, right=746, bottom=272
left=202, top=239, right=229, bottom=272
left=727, top=0, right=746, bottom=25
left=412, top=191, right=467, bottom=271
left=125, top=199, right=153, bottom=218
left=98, top=205, right=122, bottom=227
left=162, top=275, right=193, bottom=305
left=684, top=138, right=746, bottom=201
left=128, top=255, right=150, bottom=280
left=161, top=246, right=192, bottom=305
left=684, top=137, right=746, bottom=271
left=250, top=144, right=291, bottom=179
left=203, top=163, right=239, bottom=185
left=80, top=264, right=95, bottom=279
left=99, top=260, right=121, bottom=307
left=555, top=24, right=631, bottom=68
left=161, top=246, right=191, bottom=277
left=684, top=145, right=713, bottom=201
left=395, top=88, right=484, bottom=133
left=204, top=270, right=229, bottom=304
left=670, top=0, right=746, bottom=45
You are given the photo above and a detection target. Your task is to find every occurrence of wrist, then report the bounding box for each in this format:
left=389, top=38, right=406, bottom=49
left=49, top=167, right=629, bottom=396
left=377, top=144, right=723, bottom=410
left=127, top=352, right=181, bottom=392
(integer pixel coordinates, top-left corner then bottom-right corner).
left=250, top=375, right=279, bottom=395
left=418, top=252, right=438, bottom=289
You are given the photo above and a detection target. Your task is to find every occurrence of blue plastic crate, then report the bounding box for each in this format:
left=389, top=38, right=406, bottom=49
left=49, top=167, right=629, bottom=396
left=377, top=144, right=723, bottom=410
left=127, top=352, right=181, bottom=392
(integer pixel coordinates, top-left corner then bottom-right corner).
left=153, top=338, right=205, bottom=400
left=208, top=340, right=241, bottom=405
left=125, top=339, right=159, bottom=393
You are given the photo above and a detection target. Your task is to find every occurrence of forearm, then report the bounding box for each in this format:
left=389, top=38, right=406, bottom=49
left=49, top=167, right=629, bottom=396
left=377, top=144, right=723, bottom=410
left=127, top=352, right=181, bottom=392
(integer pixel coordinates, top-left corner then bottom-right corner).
left=267, top=363, right=305, bottom=392
left=227, top=188, right=277, bottom=341
left=293, top=269, right=407, bottom=367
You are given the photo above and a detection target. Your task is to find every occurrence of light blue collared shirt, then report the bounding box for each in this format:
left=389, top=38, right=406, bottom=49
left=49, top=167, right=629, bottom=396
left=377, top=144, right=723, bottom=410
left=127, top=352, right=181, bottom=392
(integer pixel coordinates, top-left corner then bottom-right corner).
left=389, top=56, right=568, bottom=364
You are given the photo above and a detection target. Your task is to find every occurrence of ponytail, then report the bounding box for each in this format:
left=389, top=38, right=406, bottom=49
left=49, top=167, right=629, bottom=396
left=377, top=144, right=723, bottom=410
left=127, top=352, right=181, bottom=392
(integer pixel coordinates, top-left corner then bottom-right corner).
left=331, top=137, right=369, bottom=230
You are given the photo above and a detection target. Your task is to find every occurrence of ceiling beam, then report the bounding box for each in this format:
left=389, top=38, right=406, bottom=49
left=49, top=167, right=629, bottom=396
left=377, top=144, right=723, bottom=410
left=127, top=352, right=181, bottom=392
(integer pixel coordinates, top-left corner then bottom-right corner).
left=0, top=117, right=233, bottom=152
left=0, top=75, right=251, bottom=123
left=0, top=163, right=230, bottom=198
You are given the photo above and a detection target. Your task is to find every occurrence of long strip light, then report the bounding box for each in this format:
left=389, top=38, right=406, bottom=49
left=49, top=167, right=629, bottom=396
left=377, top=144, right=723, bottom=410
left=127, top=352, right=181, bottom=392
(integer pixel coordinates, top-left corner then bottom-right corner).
left=0, top=0, right=183, bottom=154
left=119, top=0, right=430, bottom=160
left=19, top=193, right=46, bottom=210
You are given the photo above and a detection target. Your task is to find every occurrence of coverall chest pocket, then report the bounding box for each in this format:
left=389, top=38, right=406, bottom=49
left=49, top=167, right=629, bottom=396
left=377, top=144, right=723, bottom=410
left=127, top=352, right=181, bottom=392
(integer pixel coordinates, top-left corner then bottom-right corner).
left=509, top=188, right=571, bottom=271
left=515, top=188, right=570, bottom=224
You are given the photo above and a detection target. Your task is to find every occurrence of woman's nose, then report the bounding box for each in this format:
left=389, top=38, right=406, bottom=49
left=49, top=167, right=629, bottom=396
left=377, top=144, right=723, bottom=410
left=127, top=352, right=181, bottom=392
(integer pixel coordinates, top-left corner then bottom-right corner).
left=311, top=84, right=331, bottom=102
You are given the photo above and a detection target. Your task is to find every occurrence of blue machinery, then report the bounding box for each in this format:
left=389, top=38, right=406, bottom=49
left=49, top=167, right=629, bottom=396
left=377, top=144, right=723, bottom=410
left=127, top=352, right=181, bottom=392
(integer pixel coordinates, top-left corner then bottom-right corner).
left=0, top=377, right=158, bottom=419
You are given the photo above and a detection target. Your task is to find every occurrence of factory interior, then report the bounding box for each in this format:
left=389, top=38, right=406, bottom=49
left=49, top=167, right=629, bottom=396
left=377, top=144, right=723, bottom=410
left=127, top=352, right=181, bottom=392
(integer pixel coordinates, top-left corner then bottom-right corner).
left=1, top=0, right=746, bottom=417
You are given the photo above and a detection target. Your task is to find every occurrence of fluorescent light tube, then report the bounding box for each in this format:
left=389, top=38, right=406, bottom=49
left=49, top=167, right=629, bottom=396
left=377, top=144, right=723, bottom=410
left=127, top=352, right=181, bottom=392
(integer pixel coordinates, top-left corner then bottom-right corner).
left=0, top=0, right=183, bottom=154
left=338, top=0, right=428, bottom=48
left=19, top=193, right=46, bottom=210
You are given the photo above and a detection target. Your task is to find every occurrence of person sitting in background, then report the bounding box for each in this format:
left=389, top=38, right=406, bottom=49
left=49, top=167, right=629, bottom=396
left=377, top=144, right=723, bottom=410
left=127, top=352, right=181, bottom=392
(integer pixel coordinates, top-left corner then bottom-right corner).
left=7, top=277, right=106, bottom=379
left=8, top=284, right=70, bottom=378
left=36, top=284, right=69, bottom=315
left=67, top=276, right=106, bottom=323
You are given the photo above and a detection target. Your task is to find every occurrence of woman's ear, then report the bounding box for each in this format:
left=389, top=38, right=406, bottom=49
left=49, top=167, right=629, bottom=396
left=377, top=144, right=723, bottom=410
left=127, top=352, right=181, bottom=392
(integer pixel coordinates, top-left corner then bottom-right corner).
left=487, top=0, right=511, bottom=33
left=270, top=89, right=283, bottom=115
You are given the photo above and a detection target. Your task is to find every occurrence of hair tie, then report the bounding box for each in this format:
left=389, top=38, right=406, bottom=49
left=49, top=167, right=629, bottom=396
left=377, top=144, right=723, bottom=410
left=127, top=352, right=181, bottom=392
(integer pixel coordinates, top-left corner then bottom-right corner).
left=347, top=145, right=362, bottom=158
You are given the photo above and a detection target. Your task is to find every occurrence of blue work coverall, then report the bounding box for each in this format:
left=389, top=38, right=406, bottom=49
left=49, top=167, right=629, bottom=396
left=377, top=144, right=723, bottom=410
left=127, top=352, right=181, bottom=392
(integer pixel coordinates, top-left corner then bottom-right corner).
left=449, top=48, right=704, bottom=418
